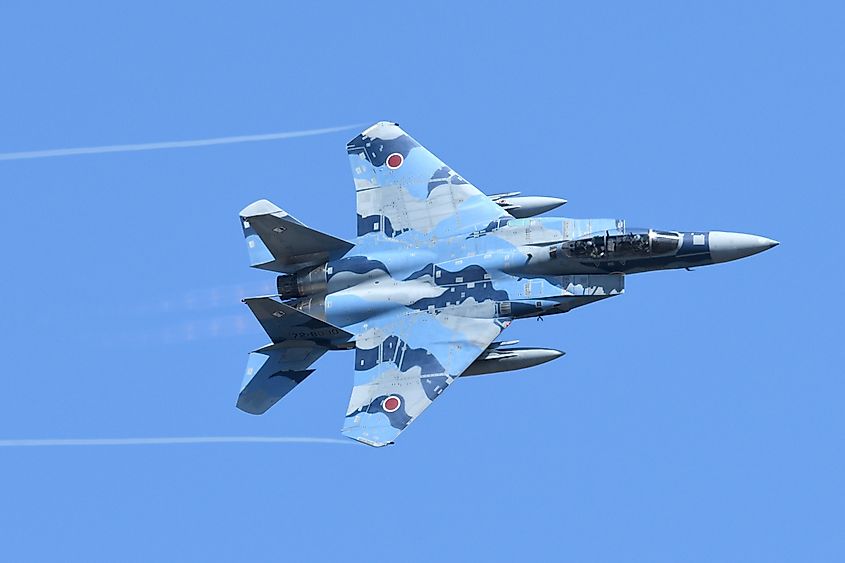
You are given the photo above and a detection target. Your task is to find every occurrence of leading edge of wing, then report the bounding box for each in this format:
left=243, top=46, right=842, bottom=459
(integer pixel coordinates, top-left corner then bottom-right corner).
left=342, top=308, right=508, bottom=447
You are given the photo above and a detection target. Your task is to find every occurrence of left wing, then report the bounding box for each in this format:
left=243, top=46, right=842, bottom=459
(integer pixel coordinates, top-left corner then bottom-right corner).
left=343, top=308, right=509, bottom=447
left=347, top=121, right=510, bottom=240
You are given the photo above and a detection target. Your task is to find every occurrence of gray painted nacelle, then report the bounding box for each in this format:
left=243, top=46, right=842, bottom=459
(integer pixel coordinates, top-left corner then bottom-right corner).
left=462, top=345, right=565, bottom=377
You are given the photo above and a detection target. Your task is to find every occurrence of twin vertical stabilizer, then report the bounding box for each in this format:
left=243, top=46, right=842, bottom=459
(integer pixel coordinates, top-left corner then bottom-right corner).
left=240, top=199, right=353, bottom=274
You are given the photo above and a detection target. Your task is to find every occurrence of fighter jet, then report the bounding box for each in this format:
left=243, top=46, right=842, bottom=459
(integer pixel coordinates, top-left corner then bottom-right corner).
left=237, top=121, right=777, bottom=447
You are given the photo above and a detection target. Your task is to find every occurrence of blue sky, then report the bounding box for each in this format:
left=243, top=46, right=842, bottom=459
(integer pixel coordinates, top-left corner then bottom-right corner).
left=1, top=2, right=843, bottom=561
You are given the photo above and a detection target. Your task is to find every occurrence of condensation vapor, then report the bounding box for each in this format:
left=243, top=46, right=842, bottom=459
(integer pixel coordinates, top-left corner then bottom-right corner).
left=0, top=436, right=353, bottom=447
left=0, top=123, right=364, bottom=161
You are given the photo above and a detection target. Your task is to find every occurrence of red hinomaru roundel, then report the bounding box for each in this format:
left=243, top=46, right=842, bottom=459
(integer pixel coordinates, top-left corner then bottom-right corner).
left=386, top=153, right=403, bottom=169
left=382, top=395, right=401, bottom=413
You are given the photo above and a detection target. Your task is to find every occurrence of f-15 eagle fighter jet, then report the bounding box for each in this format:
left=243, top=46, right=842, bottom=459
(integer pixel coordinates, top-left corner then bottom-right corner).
left=238, top=121, right=777, bottom=447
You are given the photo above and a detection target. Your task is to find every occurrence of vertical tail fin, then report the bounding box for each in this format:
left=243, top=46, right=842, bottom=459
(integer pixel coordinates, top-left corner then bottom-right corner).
left=240, top=199, right=353, bottom=274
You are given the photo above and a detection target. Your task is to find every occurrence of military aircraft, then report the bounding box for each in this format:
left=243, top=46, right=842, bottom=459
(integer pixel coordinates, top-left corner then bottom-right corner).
left=237, top=121, right=777, bottom=447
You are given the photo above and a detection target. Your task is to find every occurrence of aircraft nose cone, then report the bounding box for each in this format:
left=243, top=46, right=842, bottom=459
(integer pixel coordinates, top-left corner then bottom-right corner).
left=709, top=231, right=779, bottom=263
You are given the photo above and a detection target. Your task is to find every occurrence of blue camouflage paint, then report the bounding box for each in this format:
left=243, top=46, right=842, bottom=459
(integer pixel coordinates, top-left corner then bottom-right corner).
left=237, top=121, right=778, bottom=447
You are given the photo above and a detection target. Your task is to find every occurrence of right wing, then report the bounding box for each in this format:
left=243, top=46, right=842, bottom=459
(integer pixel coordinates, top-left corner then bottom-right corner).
left=347, top=121, right=509, bottom=240
left=343, top=307, right=509, bottom=447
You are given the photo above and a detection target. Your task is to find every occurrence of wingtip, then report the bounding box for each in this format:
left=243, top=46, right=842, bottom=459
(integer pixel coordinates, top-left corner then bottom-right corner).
left=342, top=428, right=396, bottom=448
left=345, top=435, right=393, bottom=448
left=361, top=121, right=404, bottom=140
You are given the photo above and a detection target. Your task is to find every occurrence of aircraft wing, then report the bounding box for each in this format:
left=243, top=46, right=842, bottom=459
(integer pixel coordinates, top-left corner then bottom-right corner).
left=343, top=308, right=509, bottom=447
left=347, top=121, right=510, bottom=239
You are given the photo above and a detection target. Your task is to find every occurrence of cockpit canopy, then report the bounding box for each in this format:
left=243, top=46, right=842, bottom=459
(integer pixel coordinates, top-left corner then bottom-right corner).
left=555, top=228, right=681, bottom=261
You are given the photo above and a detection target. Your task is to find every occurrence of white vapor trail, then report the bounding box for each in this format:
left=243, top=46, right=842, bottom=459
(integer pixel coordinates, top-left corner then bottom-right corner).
left=0, top=123, right=364, bottom=161
left=0, top=436, right=352, bottom=447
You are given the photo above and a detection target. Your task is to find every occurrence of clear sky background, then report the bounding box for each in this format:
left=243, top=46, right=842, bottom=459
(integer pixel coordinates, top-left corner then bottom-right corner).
left=1, top=2, right=842, bottom=561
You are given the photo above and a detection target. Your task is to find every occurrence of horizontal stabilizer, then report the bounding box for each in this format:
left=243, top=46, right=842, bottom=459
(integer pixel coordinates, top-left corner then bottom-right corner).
left=240, top=199, right=353, bottom=274
left=238, top=344, right=323, bottom=415
left=243, top=297, right=352, bottom=347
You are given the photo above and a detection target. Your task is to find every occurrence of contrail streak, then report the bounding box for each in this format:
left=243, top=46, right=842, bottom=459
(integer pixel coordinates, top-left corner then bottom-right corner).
left=0, top=436, right=353, bottom=447
left=0, top=123, right=364, bottom=161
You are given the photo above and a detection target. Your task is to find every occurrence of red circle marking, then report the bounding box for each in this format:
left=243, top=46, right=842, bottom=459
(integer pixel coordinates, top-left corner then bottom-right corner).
left=386, top=153, right=403, bottom=169
left=382, top=396, right=401, bottom=413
